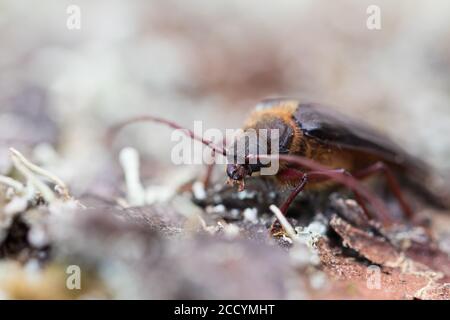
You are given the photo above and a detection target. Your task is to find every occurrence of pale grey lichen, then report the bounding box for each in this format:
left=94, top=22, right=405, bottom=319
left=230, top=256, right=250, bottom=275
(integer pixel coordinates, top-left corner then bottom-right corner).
left=243, top=207, right=258, bottom=224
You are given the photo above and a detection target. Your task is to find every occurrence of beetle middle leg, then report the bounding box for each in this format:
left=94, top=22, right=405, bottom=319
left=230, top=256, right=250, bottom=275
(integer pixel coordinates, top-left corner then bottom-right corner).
left=271, top=168, right=377, bottom=235
left=277, top=168, right=373, bottom=218
left=277, top=166, right=395, bottom=225
left=353, top=161, right=413, bottom=219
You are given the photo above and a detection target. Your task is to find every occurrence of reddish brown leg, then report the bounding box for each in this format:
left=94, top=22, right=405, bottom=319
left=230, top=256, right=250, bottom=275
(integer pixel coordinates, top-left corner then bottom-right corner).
left=330, top=169, right=371, bottom=221
left=309, top=169, right=377, bottom=221
left=277, top=168, right=374, bottom=223
left=270, top=169, right=307, bottom=234
left=271, top=168, right=377, bottom=235
left=353, top=162, right=413, bottom=219
left=280, top=173, right=308, bottom=214
left=255, top=154, right=392, bottom=224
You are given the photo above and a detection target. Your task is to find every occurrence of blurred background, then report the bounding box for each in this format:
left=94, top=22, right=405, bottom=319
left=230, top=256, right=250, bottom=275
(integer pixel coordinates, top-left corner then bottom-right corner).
left=1, top=0, right=450, bottom=197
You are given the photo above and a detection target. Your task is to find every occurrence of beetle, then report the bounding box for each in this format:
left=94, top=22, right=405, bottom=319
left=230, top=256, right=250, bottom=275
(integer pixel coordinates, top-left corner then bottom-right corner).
left=225, top=98, right=450, bottom=220
left=107, top=98, right=448, bottom=226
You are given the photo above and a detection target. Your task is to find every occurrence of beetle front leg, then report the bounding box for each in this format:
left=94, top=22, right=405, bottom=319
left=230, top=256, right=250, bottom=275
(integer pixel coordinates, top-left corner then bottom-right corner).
left=280, top=173, right=308, bottom=214
left=271, top=170, right=308, bottom=235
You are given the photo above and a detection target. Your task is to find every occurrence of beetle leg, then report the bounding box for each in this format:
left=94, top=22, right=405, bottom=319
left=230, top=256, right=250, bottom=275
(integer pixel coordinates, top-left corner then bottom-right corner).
left=276, top=167, right=371, bottom=216
left=277, top=167, right=388, bottom=225
left=253, top=154, right=393, bottom=225
left=270, top=171, right=307, bottom=235
left=280, top=173, right=308, bottom=214
left=353, top=161, right=414, bottom=219
left=271, top=168, right=377, bottom=236
left=306, top=169, right=373, bottom=222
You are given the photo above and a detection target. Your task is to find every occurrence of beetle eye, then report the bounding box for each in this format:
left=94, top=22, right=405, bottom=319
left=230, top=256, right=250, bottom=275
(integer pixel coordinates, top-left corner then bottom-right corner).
left=248, top=163, right=261, bottom=174
left=226, top=164, right=252, bottom=180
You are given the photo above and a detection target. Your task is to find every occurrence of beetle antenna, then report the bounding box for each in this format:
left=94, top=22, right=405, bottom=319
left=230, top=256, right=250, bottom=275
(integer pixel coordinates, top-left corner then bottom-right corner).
left=106, top=115, right=228, bottom=157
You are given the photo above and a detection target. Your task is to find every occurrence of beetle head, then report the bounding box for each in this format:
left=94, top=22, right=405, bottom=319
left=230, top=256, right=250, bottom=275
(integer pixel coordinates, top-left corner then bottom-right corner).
left=226, top=163, right=253, bottom=191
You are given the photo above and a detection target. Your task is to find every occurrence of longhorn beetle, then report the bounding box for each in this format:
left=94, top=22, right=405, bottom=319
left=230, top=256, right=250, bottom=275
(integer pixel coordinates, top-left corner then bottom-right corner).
left=108, top=98, right=448, bottom=226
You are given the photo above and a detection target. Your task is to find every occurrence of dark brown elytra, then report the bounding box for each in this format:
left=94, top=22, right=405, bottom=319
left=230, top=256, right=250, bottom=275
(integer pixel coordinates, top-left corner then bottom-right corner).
left=107, top=98, right=447, bottom=227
